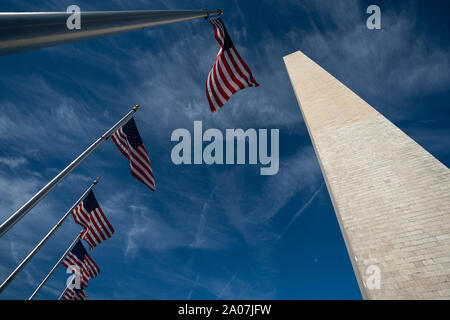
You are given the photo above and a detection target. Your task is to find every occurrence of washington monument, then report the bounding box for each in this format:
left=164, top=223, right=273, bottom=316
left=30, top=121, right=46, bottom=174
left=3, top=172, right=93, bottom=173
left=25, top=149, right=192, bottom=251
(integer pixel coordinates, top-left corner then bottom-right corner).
left=284, top=50, right=450, bottom=299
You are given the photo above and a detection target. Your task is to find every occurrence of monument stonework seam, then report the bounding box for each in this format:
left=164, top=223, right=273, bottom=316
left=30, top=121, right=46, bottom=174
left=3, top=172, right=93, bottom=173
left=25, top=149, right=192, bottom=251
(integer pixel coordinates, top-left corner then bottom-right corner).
left=283, top=50, right=450, bottom=299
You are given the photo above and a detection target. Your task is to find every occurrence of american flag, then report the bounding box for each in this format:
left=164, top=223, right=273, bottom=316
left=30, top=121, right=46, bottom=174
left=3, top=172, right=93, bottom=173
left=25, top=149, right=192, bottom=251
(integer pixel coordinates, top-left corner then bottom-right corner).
left=206, top=17, right=258, bottom=113
left=72, top=190, right=114, bottom=249
left=62, top=240, right=100, bottom=288
left=111, top=117, right=156, bottom=191
left=61, top=287, right=87, bottom=300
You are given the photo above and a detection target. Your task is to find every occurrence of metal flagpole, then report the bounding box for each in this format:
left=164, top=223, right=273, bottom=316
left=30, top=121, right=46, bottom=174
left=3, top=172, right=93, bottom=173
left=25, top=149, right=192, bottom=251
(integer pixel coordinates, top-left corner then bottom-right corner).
left=58, top=286, right=68, bottom=301
left=0, top=178, right=100, bottom=294
left=0, top=9, right=223, bottom=56
left=29, top=232, right=82, bottom=300
left=0, top=105, right=139, bottom=238
left=58, top=282, right=84, bottom=301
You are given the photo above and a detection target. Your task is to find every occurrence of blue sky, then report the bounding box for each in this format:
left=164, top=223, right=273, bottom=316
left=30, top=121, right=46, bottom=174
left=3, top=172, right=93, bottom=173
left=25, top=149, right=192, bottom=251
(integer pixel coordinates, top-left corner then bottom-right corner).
left=0, top=0, right=449, bottom=300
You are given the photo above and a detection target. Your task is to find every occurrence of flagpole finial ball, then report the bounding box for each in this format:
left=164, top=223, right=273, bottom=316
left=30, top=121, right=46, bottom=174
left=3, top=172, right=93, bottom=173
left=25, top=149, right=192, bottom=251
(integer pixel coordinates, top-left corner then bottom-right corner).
left=218, top=9, right=223, bottom=15
left=135, top=105, right=141, bottom=110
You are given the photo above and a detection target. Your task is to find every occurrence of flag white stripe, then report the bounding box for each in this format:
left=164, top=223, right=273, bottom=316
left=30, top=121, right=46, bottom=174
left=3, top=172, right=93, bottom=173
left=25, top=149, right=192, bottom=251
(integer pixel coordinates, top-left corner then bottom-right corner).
left=213, top=59, right=233, bottom=98
left=129, top=156, right=155, bottom=186
left=130, top=165, right=154, bottom=189
left=132, top=149, right=155, bottom=182
left=213, top=20, right=225, bottom=46
left=72, top=206, right=85, bottom=227
left=223, top=50, right=249, bottom=88
left=130, top=144, right=154, bottom=177
left=212, top=19, right=225, bottom=40
left=84, top=253, right=99, bottom=274
left=83, top=230, right=100, bottom=248
left=123, top=142, right=155, bottom=185
left=119, top=131, right=155, bottom=184
left=90, top=209, right=109, bottom=241
left=136, top=146, right=155, bottom=175
left=82, top=218, right=102, bottom=246
left=88, top=214, right=106, bottom=244
left=209, top=62, right=227, bottom=104
left=112, top=129, right=129, bottom=156
left=84, top=255, right=99, bottom=276
left=211, top=20, right=224, bottom=46
left=217, top=56, right=240, bottom=92
left=230, top=47, right=256, bottom=86
left=90, top=209, right=113, bottom=241
left=116, top=129, right=129, bottom=151
left=94, top=208, right=114, bottom=236
left=72, top=206, right=88, bottom=230
left=129, top=165, right=155, bottom=189
left=76, top=206, right=90, bottom=229
left=112, top=137, right=128, bottom=158
left=220, top=54, right=245, bottom=89
left=206, top=69, right=221, bottom=110
left=87, top=232, right=100, bottom=248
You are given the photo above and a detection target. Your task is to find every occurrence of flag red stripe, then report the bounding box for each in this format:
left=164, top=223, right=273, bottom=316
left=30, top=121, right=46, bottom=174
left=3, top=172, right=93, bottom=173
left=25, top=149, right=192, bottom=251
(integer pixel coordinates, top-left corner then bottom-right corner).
left=137, top=145, right=155, bottom=179
left=205, top=82, right=217, bottom=113
left=231, top=47, right=258, bottom=86
left=221, top=51, right=246, bottom=89
left=131, top=171, right=156, bottom=191
left=211, top=20, right=224, bottom=46
left=230, top=47, right=258, bottom=86
left=130, top=163, right=155, bottom=188
left=126, top=144, right=155, bottom=186
left=206, top=70, right=220, bottom=111
left=212, top=61, right=230, bottom=100
left=89, top=211, right=107, bottom=242
left=216, top=58, right=238, bottom=94
left=97, top=207, right=114, bottom=236
left=208, top=69, right=224, bottom=108
left=132, top=147, right=155, bottom=181
left=224, top=49, right=250, bottom=88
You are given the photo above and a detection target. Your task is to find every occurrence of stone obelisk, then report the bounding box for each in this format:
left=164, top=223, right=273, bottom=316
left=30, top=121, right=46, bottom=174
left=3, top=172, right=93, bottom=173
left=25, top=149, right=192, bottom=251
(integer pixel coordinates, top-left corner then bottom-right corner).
left=284, top=50, right=450, bottom=299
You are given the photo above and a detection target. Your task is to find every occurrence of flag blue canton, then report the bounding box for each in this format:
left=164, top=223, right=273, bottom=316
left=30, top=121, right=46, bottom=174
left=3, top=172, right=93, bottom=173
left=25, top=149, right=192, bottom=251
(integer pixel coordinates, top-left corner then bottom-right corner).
left=82, top=190, right=100, bottom=213
left=217, top=18, right=233, bottom=50
left=122, top=117, right=143, bottom=150
left=73, top=287, right=84, bottom=294
left=71, top=240, right=88, bottom=261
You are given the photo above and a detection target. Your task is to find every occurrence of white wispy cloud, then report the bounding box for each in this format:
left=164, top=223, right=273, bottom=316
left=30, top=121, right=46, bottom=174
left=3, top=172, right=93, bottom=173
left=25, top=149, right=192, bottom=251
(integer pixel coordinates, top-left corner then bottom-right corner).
left=185, top=274, right=199, bottom=300
left=284, top=0, right=450, bottom=121
left=124, top=205, right=187, bottom=257
left=215, top=271, right=237, bottom=300
left=0, top=157, right=27, bottom=170
left=277, top=182, right=325, bottom=241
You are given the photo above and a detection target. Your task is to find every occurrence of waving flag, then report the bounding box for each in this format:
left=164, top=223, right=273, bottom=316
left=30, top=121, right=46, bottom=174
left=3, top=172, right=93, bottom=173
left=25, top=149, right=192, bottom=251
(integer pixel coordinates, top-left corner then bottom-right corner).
left=206, top=17, right=258, bottom=113
left=61, top=287, right=87, bottom=300
left=62, top=240, right=100, bottom=288
left=72, top=190, right=114, bottom=249
left=111, top=117, right=156, bottom=191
